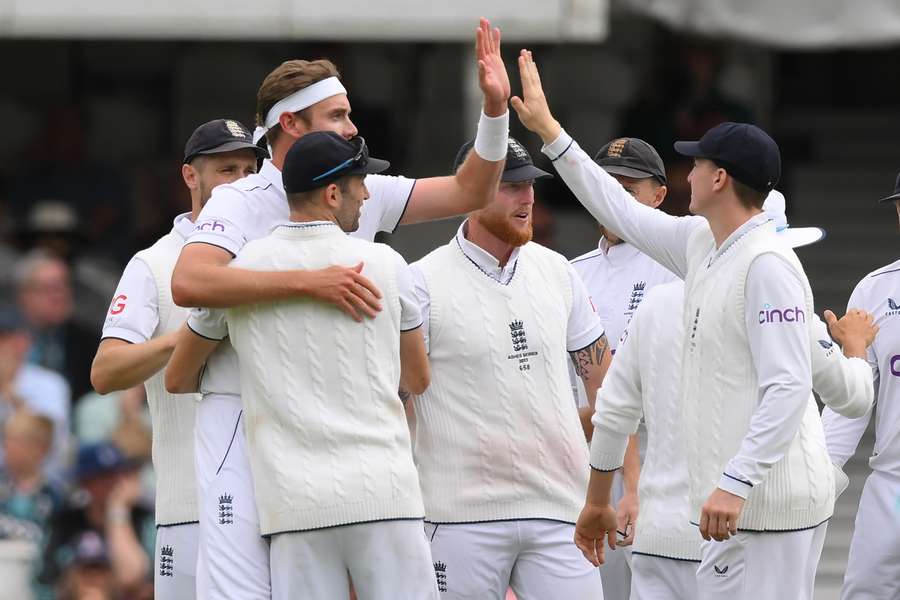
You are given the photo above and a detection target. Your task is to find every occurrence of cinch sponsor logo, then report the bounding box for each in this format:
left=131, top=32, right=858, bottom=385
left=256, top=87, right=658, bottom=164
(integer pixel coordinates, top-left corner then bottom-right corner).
left=891, top=355, right=900, bottom=377
left=758, top=303, right=805, bottom=324
left=196, top=219, right=226, bottom=232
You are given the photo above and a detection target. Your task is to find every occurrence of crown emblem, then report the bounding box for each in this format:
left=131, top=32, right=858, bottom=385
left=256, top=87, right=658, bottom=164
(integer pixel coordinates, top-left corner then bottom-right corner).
left=633, top=281, right=646, bottom=292
left=219, top=494, right=233, bottom=505
left=224, top=119, right=246, bottom=138
left=434, top=561, right=446, bottom=572
left=161, top=545, right=174, bottom=557
left=607, top=138, right=627, bottom=158
left=509, top=320, right=524, bottom=332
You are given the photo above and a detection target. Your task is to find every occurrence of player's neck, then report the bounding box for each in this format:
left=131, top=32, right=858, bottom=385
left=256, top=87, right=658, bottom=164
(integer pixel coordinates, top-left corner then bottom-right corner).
left=289, top=205, right=339, bottom=227
left=465, top=219, right=516, bottom=267
left=706, top=201, right=761, bottom=248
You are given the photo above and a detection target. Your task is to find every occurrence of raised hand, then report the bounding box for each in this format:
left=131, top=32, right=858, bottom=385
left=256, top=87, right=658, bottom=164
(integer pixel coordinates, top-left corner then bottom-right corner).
left=510, top=49, right=561, bottom=143
left=475, top=17, right=511, bottom=117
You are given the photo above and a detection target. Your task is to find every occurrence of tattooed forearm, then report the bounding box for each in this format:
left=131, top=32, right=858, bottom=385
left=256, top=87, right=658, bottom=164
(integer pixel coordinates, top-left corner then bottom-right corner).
left=569, top=334, right=609, bottom=379
left=399, top=387, right=412, bottom=406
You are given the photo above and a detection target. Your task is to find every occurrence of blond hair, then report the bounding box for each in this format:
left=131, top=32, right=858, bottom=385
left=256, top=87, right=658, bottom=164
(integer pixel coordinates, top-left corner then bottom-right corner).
left=5, top=410, right=54, bottom=449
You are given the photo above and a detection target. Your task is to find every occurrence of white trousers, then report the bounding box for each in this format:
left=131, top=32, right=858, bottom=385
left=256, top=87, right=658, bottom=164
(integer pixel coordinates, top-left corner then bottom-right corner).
left=425, top=519, right=603, bottom=600
left=155, top=522, right=199, bottom=599
left=269, top=519, right=437, bottom=600
left=842, top=470, right=900, bottom=599
left=696, top=522, right=827, bottom=600
left=630, top=554, right=698, bottom=600
left=195, top=394, right=270, bottom=600
left=598, top=471, right=632, bottom=600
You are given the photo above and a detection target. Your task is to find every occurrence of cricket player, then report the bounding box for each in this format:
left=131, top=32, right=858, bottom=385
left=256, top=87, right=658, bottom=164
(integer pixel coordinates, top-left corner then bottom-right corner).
left=166, top=18, right=512, bottom=599
left=822, top=173, right=900, bottom=599
left=588, top=193, right=876, bottom=600
left=90, top=119, right=265, bottom=598
left=409, top=138, right=610, bottom=599
left=569, top=137, right=678, bottom=599
left=512, top=49, right=835, bottom=599
left=171, top=132, right=436, bottom=599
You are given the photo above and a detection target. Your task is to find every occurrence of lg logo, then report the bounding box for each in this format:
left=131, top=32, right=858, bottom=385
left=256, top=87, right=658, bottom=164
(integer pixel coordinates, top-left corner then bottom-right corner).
left=109, top=295, right=127, bottom=315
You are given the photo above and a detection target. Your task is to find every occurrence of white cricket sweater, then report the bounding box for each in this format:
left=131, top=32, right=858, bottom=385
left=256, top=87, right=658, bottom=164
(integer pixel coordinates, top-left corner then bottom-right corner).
left=592, top=281, right=873, bottom=561
left=224, top=222, right=423, bottom=535
left=134, top=227, right=200, bottom=526
left=414, top=240, right=589, bottom=524
left=680, top=221, right=833, bottom=531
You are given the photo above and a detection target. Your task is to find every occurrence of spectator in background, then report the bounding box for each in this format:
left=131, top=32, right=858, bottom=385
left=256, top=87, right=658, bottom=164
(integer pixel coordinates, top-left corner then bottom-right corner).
left=38, top=442, right=154, bottom=599
left=15, top=250, right=96, bottom=400
left=55, top=531, right=116, bottom=600
left=0, top=410, right=64, bottom=600
left=0, top=305, right=71, bottom=483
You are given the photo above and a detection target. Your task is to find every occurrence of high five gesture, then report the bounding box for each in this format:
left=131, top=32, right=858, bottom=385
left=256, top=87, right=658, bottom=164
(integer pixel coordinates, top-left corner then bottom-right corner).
left=476, top=18, right=511, bottom=116
left=510, top=49, right=561, bottom=143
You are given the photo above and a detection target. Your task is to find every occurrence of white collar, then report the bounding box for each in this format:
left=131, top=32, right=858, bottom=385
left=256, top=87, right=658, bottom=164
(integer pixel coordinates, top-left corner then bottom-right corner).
left=598, top=236, right=640, bottom=263
left=455, top=220, right=522, bottom=284
left=173, top=212, right=195, bottom=239
left=259, top=159, right=285, bottom=194
left=710, top=212, right=773, bottom=265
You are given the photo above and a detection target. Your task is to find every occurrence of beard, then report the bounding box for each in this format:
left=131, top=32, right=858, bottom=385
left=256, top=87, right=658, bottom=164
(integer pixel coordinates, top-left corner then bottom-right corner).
left=473, top=209, right=533, bottom=247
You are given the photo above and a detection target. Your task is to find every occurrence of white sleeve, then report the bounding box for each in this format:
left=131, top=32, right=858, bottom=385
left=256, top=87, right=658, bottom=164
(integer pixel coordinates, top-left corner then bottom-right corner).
left=822, top=280, right=879, bottom=467
left=541, top=130, right=703, bottom=279
left=101, top=257, right=159, bottom=344
left=187, top=307, right=228, bottom=341
left=409, top=263, right=431, bottom=353
left=589, top=302, right=644, bottom=471
left=809, top=313, right=874, bottom=419
left=365, top=174, right=416, bottom=234
left=565, top=262, right=606, bottom=352
left=389, top=249, right=424, bottom=332
left=720, top=253, right=812, bottom=499
left=186, top=185, right=254, bottom=256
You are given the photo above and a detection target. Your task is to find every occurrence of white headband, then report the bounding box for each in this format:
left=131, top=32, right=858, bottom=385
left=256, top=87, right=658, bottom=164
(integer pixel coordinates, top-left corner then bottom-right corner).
left=252, top=77, right=348, bottom=143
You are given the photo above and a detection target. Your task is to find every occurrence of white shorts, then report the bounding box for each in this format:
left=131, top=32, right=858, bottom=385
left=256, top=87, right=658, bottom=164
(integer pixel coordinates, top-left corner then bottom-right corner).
left=195, top=394, right=270, bottom=600
left=269, top=519, right=437, bottom=600
left=842, top=470, right=900, bottom=599
left=696, top=522, right=827, bottom=600
left=425, top=519, right=603, bottom=600
left=598, top=471, right=632, bottom=600
left=630, top=553, right=698, bottom=600
left=155, top=522, right=199, bottom=599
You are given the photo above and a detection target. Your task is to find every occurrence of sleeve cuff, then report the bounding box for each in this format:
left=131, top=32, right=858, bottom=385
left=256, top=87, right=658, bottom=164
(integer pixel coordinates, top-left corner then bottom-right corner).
left=100, top=327, right=147, bottom=345
left=589, top=427, right=629, bottom=471
left=541, top=129, right=574, bottom=161
left=718, top=472, right=753, bottom=499
left=567, top=326, right=606, bottom=354
left=186, top=316, right=227, bottom=341
left=184, top=235, right=240, bottom=258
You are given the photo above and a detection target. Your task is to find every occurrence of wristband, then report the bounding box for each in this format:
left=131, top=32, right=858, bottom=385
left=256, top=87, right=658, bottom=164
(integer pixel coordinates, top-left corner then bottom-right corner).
left=473, top=110, right=509, bottom=162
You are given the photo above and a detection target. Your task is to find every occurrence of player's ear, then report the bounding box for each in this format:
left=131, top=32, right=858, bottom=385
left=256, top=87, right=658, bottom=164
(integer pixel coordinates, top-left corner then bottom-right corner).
left=651, top=184, right=667, bottom=208
left=279, top=111, right=307, bottom=140
left=182, top=163, right=199, bottom=191
left=324, top=183, right=341, bottom=209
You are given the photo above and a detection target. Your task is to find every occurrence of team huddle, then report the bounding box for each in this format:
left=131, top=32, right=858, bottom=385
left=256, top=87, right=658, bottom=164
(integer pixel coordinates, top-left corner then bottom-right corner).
left=90, top=18, right=900, bottom=600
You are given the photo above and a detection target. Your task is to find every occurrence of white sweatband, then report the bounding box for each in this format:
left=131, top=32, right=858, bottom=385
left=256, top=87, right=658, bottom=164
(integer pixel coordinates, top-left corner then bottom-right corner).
left=252, top=77, right=348, bottom=143
left=472, top=110, right=509, bottom=162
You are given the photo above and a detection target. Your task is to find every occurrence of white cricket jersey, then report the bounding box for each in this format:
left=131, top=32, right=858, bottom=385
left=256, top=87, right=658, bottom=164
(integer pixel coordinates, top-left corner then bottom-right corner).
left=184, top=159, right=415, bottom=400
left=410, top=220, right=604, bottom=354
left=103, top=213, right=195, bottom=342
left=543, top=131, right=831, bottom=517
left=823, top=258, right=900, bottom=475
left=570, top=238, right=677, bottom=353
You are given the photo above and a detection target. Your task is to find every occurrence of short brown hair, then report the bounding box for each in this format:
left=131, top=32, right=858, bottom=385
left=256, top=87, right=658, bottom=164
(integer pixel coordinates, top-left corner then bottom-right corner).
left=731, top=177, right=767, bottom=210
left=256, top=59, right=341, bottom=147
left=5, top=410, right=54, bottom=449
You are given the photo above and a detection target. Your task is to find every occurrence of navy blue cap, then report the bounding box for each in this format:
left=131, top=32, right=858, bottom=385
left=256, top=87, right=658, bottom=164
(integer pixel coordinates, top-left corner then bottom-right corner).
left=453, top=137, right=552, bottom=182
left=184, top=119, right=269, bottom=164
left=76, top=442, right=135, bottom=480
left=282, top=132, right=390, bottom=194
left=674, top=122, right=781, bottom=193
left=879, top=172, right=900, bottom=204
left=594, top=137, right=667, bottom=185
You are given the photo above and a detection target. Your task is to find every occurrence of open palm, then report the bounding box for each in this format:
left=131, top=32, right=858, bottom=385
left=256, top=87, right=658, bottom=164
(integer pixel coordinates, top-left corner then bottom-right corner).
left=476, top=18, right=510, bottom=111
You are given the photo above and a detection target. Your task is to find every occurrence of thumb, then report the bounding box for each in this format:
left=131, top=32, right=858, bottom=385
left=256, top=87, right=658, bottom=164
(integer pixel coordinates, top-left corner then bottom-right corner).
left=510, top=96, right=526, bottom=114
left=352, top=262, right=364, bottom=273
left=823, top=309, right=837, bottom=328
